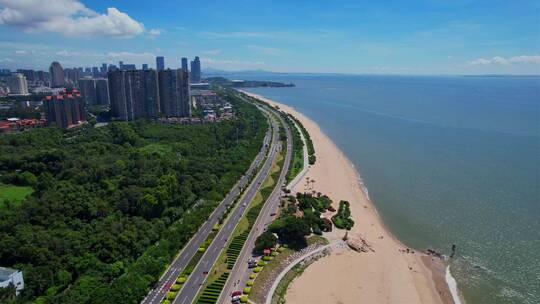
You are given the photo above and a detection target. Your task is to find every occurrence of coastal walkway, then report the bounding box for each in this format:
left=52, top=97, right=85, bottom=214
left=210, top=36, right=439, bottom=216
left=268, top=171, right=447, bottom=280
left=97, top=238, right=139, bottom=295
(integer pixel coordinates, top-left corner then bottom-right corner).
left=265, top=240, right=346, bottom=304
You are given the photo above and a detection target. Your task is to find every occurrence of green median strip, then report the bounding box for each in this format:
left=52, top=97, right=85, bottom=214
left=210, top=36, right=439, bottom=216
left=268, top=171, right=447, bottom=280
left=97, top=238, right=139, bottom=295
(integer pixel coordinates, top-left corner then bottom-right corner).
left=194, top=127, right=285, bottom=304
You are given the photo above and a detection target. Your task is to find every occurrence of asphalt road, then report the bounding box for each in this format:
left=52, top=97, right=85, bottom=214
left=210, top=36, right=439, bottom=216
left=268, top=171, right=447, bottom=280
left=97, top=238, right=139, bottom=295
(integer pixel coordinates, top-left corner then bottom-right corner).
left=141, top=116, right=273, bottom=304
left=218, top=104, right=293, bottom=304
left=171, top=107, right=281, bottom=304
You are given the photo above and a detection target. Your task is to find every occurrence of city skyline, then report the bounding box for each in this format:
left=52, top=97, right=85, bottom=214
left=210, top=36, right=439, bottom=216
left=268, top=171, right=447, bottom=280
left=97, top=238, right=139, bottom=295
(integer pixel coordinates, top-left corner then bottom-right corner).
left=0, top=0, right=539, bottom=75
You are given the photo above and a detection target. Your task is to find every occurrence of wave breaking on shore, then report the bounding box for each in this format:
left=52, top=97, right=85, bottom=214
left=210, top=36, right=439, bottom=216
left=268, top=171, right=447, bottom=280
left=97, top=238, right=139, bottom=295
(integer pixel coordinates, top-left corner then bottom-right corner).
left=446, top=265, right=462, bottom=304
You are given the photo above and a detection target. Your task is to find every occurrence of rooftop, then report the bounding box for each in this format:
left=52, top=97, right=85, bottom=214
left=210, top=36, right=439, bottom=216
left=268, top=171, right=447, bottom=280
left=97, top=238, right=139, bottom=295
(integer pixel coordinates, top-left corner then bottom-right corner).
left=0, top=267, right=18, bottom=281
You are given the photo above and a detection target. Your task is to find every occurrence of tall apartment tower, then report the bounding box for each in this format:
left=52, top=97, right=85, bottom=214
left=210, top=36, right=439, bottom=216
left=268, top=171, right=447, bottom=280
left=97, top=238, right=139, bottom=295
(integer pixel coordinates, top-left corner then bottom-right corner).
left=7, top=73, right=29, bottom=95
left=43, top=90, right=86, bottom=129
left=95, top=79, right=109, bottom=105
left=156, top=56, right=165, bottom=70
left=108, top=70, right=159, bottom=121
left=49, top=61, right=65, bottom=88
left=78, top=77, right=97, bottom=105
left=142, top=64, right=149, bottom=70
left=181, top=57, right=188, bottom=72
left=100, top=63, right=108, bottom=76
left=190, top=56, right=201, bottom=83
left=158, top=69, right=190, bottom=118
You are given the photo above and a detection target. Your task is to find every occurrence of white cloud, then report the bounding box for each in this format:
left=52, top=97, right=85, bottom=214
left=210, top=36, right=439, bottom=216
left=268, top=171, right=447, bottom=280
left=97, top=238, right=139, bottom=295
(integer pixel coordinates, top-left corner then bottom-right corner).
left=0, top=0, right=144, bottom=37
left=148, top=28, right=161, bottom=37
left=56, top=50, right=81, bottom=57
left=468, top=55, right=540, bottom=65
left=508, top=55, right=540, bottom=64
left=203, top=49, right=222, bottom=55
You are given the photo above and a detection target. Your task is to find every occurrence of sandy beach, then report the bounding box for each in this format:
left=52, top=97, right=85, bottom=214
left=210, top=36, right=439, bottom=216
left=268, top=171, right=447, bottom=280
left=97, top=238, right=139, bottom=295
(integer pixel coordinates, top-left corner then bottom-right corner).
left=242, top=91, right=456, bottom=304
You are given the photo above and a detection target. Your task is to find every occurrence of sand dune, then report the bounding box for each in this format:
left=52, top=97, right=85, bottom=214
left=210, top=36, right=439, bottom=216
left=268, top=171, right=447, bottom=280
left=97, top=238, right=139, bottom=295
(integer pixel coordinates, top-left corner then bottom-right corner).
left=243, top=91, right=455, bottom=304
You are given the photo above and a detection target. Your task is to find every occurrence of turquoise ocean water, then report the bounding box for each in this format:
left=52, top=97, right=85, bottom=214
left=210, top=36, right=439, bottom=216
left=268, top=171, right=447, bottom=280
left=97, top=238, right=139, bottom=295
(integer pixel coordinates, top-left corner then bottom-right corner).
left=240, top=75, right=540, bottom=304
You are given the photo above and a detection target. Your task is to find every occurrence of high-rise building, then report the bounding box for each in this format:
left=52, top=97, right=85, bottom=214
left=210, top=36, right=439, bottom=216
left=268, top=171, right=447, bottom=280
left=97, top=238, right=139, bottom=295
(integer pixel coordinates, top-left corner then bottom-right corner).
left=64, top=68, right=81, bottom=85
left=119, top=61, right=124, bottom=70
left=156, top=56, right=165, bottom=70
left=43, top=90, right=86, bottom=129
left=49, top=61, right=65, bottom=88
left=101, top=63, right=107, bottom=76
left=95, top=79, right=109, bottom=105
left=92, top=67, right=99, bottom=78
left=78, top=77, right=97, bottom=105
left=181, top=57, right=188, bottom=72
left=108, top=64, right=118, bottom=72
left=17, top=69, right=35, bottom=82
left=36, top=71, right=48, bottom=82
left=142, top=64, right=149, bottom=70
left=158, top=69, right=190, bottom=117
left=122, top=64, right=136, bottom=70
left=190, top=56, right=201, bottom=83
left=108, top=69, right=159, bottom=121
left=7, top=73, right=29, bottom=95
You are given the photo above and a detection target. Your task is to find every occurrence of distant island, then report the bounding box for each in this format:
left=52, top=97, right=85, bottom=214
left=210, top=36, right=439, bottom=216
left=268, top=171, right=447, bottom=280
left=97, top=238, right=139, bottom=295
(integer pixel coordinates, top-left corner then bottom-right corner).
left=204, top=76, right=295, bottom=88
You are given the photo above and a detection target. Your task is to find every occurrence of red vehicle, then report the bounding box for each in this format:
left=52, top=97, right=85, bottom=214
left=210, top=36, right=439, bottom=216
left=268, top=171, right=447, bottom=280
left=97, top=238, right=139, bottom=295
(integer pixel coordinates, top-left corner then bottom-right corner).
left=231, top=291, right=242, bottom=297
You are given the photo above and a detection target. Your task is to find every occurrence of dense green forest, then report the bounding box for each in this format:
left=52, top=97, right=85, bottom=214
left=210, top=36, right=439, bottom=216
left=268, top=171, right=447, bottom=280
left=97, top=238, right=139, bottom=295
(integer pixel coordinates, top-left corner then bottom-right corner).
left=0, top=96, right=267, bottom=303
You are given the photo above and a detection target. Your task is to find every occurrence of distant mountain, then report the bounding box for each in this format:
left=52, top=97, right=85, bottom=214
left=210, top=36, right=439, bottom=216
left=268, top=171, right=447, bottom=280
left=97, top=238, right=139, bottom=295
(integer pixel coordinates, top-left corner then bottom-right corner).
left=202, top=68, right=286, bottom=77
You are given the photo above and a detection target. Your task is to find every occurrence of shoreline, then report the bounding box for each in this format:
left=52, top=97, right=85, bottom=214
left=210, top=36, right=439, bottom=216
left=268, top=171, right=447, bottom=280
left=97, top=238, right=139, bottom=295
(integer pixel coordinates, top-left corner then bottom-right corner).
left=241, top=90, right=461, bottom=304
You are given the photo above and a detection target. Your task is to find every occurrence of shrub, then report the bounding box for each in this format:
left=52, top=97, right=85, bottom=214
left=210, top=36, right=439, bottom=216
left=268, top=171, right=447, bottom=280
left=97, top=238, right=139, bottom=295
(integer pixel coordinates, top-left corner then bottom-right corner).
left=271, top=251, right=278, bottom=256
left=277, top=247, right=285, bottom=253
left=162, top=300, right=170, bottom=304
left=249, top=274, right=256, bottom=279
left=198, top=247, right=205, bottom=252
left=332, top=200, right=355, bottom=230
left=253, top=231, right=277, bottom=254
left=243, top=287, right=251, bottom=294
left=170, top=284, right=181, bottom=292
left=257, top=260, right=266, bottom=267
left=253, top=267, right=262, bottom=273
left=176, top=276, right=186, bottom=284
left=212, top=224, right=220, bottom=231
left=262, top=256, right=271, bottom=261
left=167, top=291, right=177, bottom=300
left=183, top=266, right=194, bottom=275
left=240, top=295, right=248, bottom=303
left=246, top=280, right=254, bottom=286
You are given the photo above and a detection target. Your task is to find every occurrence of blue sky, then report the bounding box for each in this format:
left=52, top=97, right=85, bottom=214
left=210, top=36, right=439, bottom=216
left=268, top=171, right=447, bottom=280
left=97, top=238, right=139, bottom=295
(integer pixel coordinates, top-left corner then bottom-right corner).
left=0, top=0, right=539, bottom=74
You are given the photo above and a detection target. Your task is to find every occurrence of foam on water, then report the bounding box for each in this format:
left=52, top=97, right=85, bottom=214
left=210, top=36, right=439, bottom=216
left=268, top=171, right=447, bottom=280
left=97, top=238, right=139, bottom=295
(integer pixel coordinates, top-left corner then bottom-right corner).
left=446, top=265, right=462, bottom=304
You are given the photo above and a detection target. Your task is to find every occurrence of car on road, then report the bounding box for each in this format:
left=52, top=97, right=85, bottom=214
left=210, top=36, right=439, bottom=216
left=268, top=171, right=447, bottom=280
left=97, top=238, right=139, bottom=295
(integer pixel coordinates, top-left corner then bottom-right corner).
left=247, top=258, right=257, bottom=268
left=270, top=212, right=277, bottom=216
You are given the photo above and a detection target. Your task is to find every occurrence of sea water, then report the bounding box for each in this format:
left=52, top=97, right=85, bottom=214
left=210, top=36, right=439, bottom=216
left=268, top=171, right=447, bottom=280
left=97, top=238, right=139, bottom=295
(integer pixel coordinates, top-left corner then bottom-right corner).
left=241, top=75, right=540, bottom=304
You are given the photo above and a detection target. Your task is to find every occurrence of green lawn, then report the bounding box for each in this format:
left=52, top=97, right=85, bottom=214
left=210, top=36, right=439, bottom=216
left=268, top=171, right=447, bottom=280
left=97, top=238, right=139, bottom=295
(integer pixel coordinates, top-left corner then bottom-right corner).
left=0, top=183, right=33, bottom=207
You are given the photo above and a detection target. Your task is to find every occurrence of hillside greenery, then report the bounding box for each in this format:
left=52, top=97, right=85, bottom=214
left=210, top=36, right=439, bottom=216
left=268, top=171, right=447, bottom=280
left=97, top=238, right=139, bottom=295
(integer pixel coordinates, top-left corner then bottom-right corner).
left=0, top=96, right=267, bottom=303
